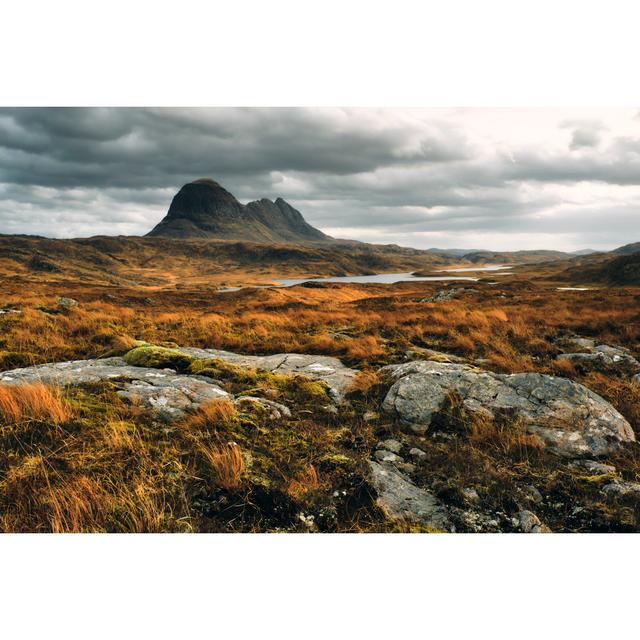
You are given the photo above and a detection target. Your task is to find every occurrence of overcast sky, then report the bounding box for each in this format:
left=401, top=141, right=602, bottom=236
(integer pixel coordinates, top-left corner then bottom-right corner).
left=0, top=107, right=638, bottom=251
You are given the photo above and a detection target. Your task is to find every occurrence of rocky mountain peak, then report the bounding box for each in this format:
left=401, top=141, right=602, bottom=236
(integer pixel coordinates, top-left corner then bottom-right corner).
left=147, top=178, right=332, bottom=243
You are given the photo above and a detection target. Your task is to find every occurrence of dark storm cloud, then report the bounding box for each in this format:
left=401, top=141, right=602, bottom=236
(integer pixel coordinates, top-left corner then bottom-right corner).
left=0, top=108, right=469, bottom=188
left=0, top=108, right=638, bottom=249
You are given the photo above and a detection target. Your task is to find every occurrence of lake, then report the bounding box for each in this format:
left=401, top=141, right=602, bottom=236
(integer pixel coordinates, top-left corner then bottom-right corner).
left=219, top=265, right=510, bottom=292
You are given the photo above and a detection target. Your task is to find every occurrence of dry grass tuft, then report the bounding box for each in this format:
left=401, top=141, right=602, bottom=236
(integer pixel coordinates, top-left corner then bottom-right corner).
left=347, top=369, right=381, bottom=397
left=199, top=442, right=245, bottom=491
left=0, top=383, right=71, bottom=424
left=286, top=464, right=321, bottom=499
left=185, top=398, right=238, bottom=432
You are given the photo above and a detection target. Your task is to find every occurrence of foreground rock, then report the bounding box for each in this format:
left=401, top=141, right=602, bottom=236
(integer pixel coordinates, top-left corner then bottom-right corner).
left=368, top=461, right=453, bottom=531
left=0, top=357, right=228, bottom=422
left=515, top=510, right=551, bottom=533
left=175, top=347, right=357, bottom=402
left=382, top=361, right=635, bottom=458
left=0, top=346, right=358, bottom=419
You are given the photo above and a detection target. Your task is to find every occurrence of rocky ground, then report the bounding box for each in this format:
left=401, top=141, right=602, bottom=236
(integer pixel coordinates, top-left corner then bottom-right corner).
left=2, top=337, right=639, bottom=532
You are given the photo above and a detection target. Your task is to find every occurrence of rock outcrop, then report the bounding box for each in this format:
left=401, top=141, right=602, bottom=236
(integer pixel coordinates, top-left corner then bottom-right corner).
left=382, top=361, right=635, bottom=458
left=0, top=357, right=229, bottom=422
left=147, top=179, right=333, bottom=243
left=556, top=338, right=640, bottom=373
left=175, top=347, right=357, bottom=402
left=0, top=348, right=358, bottom=418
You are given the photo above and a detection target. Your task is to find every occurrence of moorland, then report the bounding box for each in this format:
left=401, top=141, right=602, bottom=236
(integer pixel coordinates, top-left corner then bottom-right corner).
left=0, top=179, right=638, bottom=533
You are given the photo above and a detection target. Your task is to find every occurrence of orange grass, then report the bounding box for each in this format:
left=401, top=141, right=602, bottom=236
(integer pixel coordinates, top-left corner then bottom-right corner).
left=0, top=383, right=71, bottom=424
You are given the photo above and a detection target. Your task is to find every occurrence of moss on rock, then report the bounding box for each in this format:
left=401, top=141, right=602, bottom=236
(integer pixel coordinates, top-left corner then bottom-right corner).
left=123, top=345, right=196, bottom=372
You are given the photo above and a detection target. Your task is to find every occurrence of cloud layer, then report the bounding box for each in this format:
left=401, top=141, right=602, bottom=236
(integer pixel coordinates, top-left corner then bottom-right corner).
left=0, top=107, right=638, bottom=250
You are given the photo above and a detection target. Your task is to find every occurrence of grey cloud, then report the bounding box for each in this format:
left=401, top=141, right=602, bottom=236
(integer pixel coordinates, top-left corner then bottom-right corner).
left=560, top=119, right=607, bottom=150
left=0, top=108, right=638, bottom=249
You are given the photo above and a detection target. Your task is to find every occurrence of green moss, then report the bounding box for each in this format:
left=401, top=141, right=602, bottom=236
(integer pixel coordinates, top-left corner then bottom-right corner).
left=189, top=357, right=331, bottom=403
left=123, top=345, right=195, bottom=372
left=576, top=472, right=618, bottom=484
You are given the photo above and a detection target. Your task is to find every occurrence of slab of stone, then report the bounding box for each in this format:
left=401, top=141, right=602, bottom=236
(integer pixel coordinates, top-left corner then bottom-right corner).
left=557, top=342, right=640, bottom=372
left=177, top=348, right=357, bottom=402
left=382, top=360, right=635, bottom=458
left=0, top=357, right=228, bottom=422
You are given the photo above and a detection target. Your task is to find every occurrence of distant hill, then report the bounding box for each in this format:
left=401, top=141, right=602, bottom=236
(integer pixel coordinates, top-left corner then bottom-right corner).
left=461, top=249, right=571, bottom=264
left=559, top=245, right=640, bottom=285
left=613, top=242, right=640, bottom=255
left=147, top=179, right=333, bottom=244
left=426, top=248, right=482, bottom=257
left=569, top=248, right=600, bottom=256
left=0, top=234, right=454, bottom=288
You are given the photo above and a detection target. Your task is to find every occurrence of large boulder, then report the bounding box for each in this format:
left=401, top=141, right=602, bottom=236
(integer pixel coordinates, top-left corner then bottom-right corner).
left=0, top=357, right=228, bottom=422
left=382, top=361, right=635, bottom=458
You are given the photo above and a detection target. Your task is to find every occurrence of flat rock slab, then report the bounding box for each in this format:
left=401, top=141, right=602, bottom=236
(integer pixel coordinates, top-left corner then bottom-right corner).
left=382, top=361, right=635, bottom=458
left=368, top=461, right=453, bottom=531
left=0, top=357, right=228, bottom=422
left=557, top=343, right=640, bottom=373
left=176, top=348, right=357, bottom=402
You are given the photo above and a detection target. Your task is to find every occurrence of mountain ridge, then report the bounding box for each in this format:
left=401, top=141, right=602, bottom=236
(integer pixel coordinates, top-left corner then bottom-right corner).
left=147, top=179, right=333, bottom=244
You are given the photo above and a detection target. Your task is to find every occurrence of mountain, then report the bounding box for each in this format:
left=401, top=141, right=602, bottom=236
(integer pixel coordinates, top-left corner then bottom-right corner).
left=147, top=179, right=332, bottom=243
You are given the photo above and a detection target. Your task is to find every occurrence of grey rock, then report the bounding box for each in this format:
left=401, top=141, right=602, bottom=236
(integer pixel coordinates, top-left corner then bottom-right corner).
left=459, top=510, right=501, bottom=532
left=461, top=487, right=480, bottom=503
left=521, top=485, right=544, bottom=505
left=377, top=438, right=403, bottom=453
left=408, top=447, right=427, bottom=460
left=601, top=480, right=640, bottom=499
left=57, top=297, right=79, bottom=309
left=633, top=374, right=640, bottom=387
left=368, top=461, right=452, bottom=531
left=374, top=450, right=402, bottom=463
left=0, top=357, right=228, bottom=422
left=176, top=347, right=357, bottom=402
left=235, top=396, right=291, bottom=419
left=422, top=288, right=477, bottom=303
left=382, top=360, right=635, bottom=458
left=396, top=462, right=417, bottom=474
left=568, top=460, right=617, bottom=475
left=557, top=342, right=640, bottom=372
left=567, top=337, right=596, bottom=350
left=516, top=510, right=550, bottom=533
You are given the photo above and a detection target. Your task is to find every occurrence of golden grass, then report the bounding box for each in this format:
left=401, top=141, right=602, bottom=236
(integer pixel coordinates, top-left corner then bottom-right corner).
left=0, top=383, right=71, bottom=424
left=199, top=442, right=245, bottom=491
left=184, top=398, right=238, bottom=432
